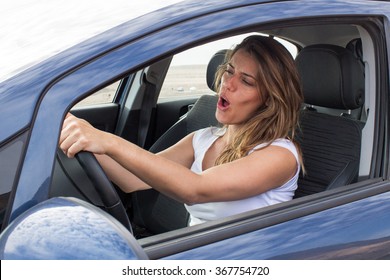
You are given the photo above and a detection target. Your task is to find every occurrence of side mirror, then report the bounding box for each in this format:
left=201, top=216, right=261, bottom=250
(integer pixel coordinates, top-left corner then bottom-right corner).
left=0, top=197, right=147, bottom=260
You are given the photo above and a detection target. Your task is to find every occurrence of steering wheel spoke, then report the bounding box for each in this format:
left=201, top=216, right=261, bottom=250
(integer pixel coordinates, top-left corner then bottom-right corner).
left=75, top=152, right=132, bottom=233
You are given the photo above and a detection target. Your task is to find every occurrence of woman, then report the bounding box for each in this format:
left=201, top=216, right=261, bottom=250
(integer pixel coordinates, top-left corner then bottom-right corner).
left=60, top=35, right=304, bottom=226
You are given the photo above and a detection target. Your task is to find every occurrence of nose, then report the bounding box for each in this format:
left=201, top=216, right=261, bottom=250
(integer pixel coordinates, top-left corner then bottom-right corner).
left=222, top=72, right=237, bottom=92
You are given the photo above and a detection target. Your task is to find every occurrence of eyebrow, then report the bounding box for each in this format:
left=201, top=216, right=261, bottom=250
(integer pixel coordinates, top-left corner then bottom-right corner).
left=227, top=63, right=257, bottom=80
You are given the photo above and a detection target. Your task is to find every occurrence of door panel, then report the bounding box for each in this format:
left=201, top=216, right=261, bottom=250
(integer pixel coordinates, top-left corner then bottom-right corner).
left=156, top=188, right=390, bottom=260
left=71, top=103, right=119, bottom=133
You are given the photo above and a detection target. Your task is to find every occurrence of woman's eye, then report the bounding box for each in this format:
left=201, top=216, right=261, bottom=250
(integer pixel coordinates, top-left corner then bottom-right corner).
left=242, top=78, right=255, bottom=86
left=225, top=68, right=234, bottom=75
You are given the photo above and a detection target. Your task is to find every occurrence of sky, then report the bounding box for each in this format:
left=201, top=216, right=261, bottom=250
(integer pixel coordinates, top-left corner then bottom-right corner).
left=0, top=0, right=182, bottom=81
left=0, top=0, right=298, bottom=82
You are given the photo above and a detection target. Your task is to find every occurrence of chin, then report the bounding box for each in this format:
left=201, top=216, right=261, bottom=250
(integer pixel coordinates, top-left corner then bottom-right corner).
left=215, top=113, right=228, bottom=124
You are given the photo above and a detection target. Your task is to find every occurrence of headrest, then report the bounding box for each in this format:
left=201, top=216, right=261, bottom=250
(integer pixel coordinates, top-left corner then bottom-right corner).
left=206, top=49, right=228, bottom=91
left=295, top=44, right=364, bottom=110
left=346, top=38, right=363, bottom=62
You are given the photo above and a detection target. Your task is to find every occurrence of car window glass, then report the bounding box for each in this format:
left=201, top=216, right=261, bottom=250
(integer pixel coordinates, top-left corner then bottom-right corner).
left=0, top=132, right=28, bottom=227
left=158, top=34, right=297, bottom=100
left=73, top=80, right=120, bottom=107
left=0, top=135, right=26, bottom=196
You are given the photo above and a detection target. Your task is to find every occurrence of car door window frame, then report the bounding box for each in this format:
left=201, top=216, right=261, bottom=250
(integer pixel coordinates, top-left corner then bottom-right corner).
left=7, top=4, right=388, bottom=239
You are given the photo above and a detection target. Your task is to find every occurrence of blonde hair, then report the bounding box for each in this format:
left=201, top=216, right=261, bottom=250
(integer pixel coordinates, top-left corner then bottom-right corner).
left=214, top=35, right=304, bottom=167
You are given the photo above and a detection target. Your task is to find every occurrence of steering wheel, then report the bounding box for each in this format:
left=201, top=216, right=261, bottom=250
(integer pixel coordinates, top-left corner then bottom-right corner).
left=75, top=152, right=132, bottom=233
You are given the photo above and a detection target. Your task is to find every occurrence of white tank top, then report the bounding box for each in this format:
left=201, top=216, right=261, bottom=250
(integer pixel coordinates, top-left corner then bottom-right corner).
left=185, top=127, right=300, bottom=226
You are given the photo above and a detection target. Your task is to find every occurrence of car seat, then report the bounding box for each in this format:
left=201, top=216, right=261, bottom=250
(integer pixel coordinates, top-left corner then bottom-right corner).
left=294, top=44, right=365, bottom=197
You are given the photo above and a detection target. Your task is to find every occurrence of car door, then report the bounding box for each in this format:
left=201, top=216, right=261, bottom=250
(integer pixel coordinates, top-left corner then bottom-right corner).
left=2, top=0, right=390, bottom=261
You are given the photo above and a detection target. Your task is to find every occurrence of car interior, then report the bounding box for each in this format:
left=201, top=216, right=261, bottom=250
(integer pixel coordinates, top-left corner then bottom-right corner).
left=50, top=18, right=384, bottom=242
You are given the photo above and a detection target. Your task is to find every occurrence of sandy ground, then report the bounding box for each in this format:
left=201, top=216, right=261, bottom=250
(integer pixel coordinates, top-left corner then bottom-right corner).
left=160, top=65, right=214, bottom=98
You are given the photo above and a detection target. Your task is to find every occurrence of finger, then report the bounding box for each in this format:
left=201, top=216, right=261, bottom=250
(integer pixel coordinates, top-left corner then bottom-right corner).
left=59, top=119, right=74, bottom=146
left=59, top=117, right=82, bottom=152
left=62, top=113, right=77, bottom=128
left=59, top=115, right=83, bottom=145
left=60, top=131, right=88, bottom=158
left=65, top=141, right=82, bottom=158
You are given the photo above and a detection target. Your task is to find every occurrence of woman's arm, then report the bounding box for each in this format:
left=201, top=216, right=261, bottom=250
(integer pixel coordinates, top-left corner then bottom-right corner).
left=60, top=114, right=297, bottom=204
left=106, top=135, right=297, bottom=204
left=94, top=154, right=150, bottom=191
left=94, top=133, right=195, bottom=192
left=60, top=114, right=195, bottom=193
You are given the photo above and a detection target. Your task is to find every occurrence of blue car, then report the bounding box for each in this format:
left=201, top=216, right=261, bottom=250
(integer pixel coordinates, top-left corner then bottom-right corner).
left=1, top=0, right=390, bottom=260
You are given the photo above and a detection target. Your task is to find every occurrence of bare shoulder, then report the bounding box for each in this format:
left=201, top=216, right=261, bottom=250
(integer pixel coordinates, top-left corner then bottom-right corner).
left=157, top=132, right=196, bottom=168
left=248, top=144, right=298, bottom=180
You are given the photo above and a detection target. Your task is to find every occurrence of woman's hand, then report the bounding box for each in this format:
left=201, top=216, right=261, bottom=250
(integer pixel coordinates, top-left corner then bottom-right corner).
left=59, top=113, right=111, bottom=158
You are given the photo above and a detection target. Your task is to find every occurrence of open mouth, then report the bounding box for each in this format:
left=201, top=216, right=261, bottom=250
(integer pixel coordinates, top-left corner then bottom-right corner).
left=218, top=96, right=230, bottom=110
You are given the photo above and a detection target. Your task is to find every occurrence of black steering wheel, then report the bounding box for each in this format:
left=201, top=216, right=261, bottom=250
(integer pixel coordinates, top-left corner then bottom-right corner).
left=75, top=152, right=132, bottom=233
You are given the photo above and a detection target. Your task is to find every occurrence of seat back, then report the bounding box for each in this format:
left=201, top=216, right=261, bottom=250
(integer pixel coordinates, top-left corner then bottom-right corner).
left=294, top=44, right=365, bottom=198
left=131, top=51, right=224, bottom=236
left=149, top=95, right=218, bottom=153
